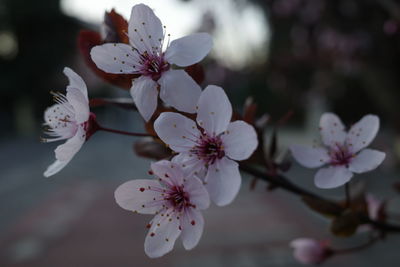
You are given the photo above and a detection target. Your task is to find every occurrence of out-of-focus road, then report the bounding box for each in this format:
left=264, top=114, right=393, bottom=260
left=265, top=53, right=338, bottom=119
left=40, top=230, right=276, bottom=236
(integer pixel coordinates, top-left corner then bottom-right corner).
left=0, top=132, right=399, bottom=267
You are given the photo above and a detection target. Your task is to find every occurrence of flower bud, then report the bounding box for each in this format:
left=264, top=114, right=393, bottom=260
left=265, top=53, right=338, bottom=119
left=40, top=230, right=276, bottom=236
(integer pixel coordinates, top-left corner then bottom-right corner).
left=290, top=238, right=332, bottom=265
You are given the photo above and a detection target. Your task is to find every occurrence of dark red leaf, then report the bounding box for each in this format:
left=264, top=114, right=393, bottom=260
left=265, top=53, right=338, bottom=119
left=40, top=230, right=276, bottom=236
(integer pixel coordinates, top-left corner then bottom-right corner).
left=184, top=63, right=205, bottom=85
left=103, top=9, right=130, bottom=44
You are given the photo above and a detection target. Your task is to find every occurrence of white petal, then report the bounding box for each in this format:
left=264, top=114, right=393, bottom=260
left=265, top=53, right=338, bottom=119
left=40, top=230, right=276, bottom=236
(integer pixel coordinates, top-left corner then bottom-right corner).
left=319, top=113, right=346, bottom=148
left=63, top=67, right=88, bottom=100
left=181, top=209, right=204, bottom=250
left=150, top=160, right=184, bottom=185
left=183, top=176, right=210, bottom=210
left=154, top=112, right=200, bottom=152
left=171, top=152, right=205, bottom=177
left=346, top=115, right=380, bottom=153
left=43, top=160, right=69, bottom=177
left=128, top=4, right=164, bottom=54
left=221, top=121, right=258, bottom=161
left=314, top=166, right=353, bottom=189
left=114, top=179, right=162, bottom=214
left=55, top=126, right=85, bottom=162
left=196, top=85, right=232, bottom=136
left=130, top=76, right=158, bottom=121
left=159, top=69, right=201, bottom=113
left=165, top=33, right=213, bottom=67
left=44, top=103, right=75, bottom=132
left=90, top=43, right=140, bottom=74
left=349, top=149, right=385, bottom=173
left=145, top=211, right=181, bottom=258
left=290, top=145, right=330, bottom=168
left=205, top=157, right=241, bottom=206
left=66, top=88, right=89, bottom=124
left=365, top=193, right=382, bottom=220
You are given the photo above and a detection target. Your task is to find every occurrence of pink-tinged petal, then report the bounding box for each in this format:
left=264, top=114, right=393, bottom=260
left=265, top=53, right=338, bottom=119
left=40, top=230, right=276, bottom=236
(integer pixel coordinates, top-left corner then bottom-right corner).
left=165, top=33, right=213, bottom=67
left=145, top=211, right=181, bottom=258
left=90, top=43, right=140, bottom=74
left=55, top=126, right=85, bottom=162
left=181, top=209, right=204, bottom=250
left=365, top=193, right=382, bottom=220
left=183, top=176, right=210, bottom=210
left=196, top=85, right=232, bottom=136
left=221, top=121, right=258, bottom=161
left=63, top=67, right=88, bottom=100
left=290, top=145, right=330, bottom=168
left=349, top=149, right=385, bottom=174
left=172, top=152, right=205, bottom=177
left=114, top=179, right=162, bottom=214
left=314, top=166, right=353, bottom=189
left=290, top=238, right=329, bottom=265
left=205, top=157, right=241, bottom=206
left=43, top=160, right=69, bottom=177
left=150, top=160, right=184, bottom=185
left=346, top=115, right=380, bottom=153
left=128, top=4, right=163, bottom=54
left=159, top=69, right=201, bottom=114
left=66, top=88, right=89, bottom=124
left=154, top=112, right=200, bottom=152
left=130, top=76, right=158, bottom=121
left=319, top=113, right=346, bottom=148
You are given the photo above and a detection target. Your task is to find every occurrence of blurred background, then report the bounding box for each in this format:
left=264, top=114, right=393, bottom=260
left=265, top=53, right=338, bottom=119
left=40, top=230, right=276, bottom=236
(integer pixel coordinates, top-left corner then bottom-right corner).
left=1, top=0, right=400, bottom=266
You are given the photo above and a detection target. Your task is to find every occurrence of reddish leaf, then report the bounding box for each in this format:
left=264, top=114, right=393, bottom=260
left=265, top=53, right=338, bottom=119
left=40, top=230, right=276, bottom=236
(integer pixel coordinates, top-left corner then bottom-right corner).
left=103, top=9, right=129, bottom=44
left=242, top=97, right=258, bottom=124
left=133, top=139, right=172, bottom=160
left=184, top=63, right=205, bottom=85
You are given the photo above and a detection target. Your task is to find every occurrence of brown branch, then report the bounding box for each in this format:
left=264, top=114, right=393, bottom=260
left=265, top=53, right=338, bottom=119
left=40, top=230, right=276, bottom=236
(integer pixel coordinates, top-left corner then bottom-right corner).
left=239, top=163, right=400, bottom=233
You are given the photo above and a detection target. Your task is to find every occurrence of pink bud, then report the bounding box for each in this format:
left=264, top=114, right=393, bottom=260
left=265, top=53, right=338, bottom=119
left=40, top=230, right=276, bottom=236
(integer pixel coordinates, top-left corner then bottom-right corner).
left=290, top=238, right=332, bottom=265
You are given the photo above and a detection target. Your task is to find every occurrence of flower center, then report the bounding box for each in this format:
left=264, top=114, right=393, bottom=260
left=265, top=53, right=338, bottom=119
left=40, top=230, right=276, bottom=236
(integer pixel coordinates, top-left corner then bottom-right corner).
left=139, top=52, right=169, bottom=81
left=191, top=134, right=225, bottom=165
left=166, top=186, right=192, bottom=211
left=329, top=144, right=354, bottom=166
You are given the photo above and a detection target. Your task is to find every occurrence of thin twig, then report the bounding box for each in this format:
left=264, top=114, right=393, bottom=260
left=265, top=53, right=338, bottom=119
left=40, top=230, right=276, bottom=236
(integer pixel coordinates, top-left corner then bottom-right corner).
left=239, top=163, right=400, bottom=233
left=99, top=126, right=155, bottom=137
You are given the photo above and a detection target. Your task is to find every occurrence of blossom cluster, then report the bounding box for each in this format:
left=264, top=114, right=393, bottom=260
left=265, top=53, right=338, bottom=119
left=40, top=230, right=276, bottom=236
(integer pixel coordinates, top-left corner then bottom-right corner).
left=41, top=2, right=388, bottom=263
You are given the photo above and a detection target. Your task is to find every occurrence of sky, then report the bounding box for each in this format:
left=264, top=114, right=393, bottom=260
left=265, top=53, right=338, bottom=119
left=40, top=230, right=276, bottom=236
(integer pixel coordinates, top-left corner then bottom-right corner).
left=60, top=0, right=269, bottom=69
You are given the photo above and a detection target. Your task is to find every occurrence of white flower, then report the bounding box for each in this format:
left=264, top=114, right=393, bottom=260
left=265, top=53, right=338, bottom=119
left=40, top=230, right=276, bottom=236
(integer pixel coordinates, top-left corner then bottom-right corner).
left=154, top=85, right=258, bottom=206
left=290, top=113, right=386, bottom=189
left=290, top=238, right=332, bottom=265
left=115, top=160, right=210, bottom=258
left=90, top=4, right=213, bottom=121
left=43, top=67, right=90, bottom=177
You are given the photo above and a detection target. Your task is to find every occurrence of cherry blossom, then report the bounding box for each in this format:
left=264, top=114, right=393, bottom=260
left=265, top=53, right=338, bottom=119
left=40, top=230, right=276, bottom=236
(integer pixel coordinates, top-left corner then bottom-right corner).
left=90, top=4, right=213, bottom=121
left=43, top=67, right=92, bottom=177
left=154, top=85, right=258, bottom=206
left=115, top=160, right=210, bottom=258
left=290, top=113, right=386, bottom=189
left=358, top=193, right=385, bottom=232
left=290, top=238, right=332, bottom=265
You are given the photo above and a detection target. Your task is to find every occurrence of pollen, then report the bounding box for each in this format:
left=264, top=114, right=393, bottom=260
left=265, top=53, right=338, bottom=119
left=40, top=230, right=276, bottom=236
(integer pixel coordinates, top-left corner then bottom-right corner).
left=139, top=187, right=145, bottom=192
